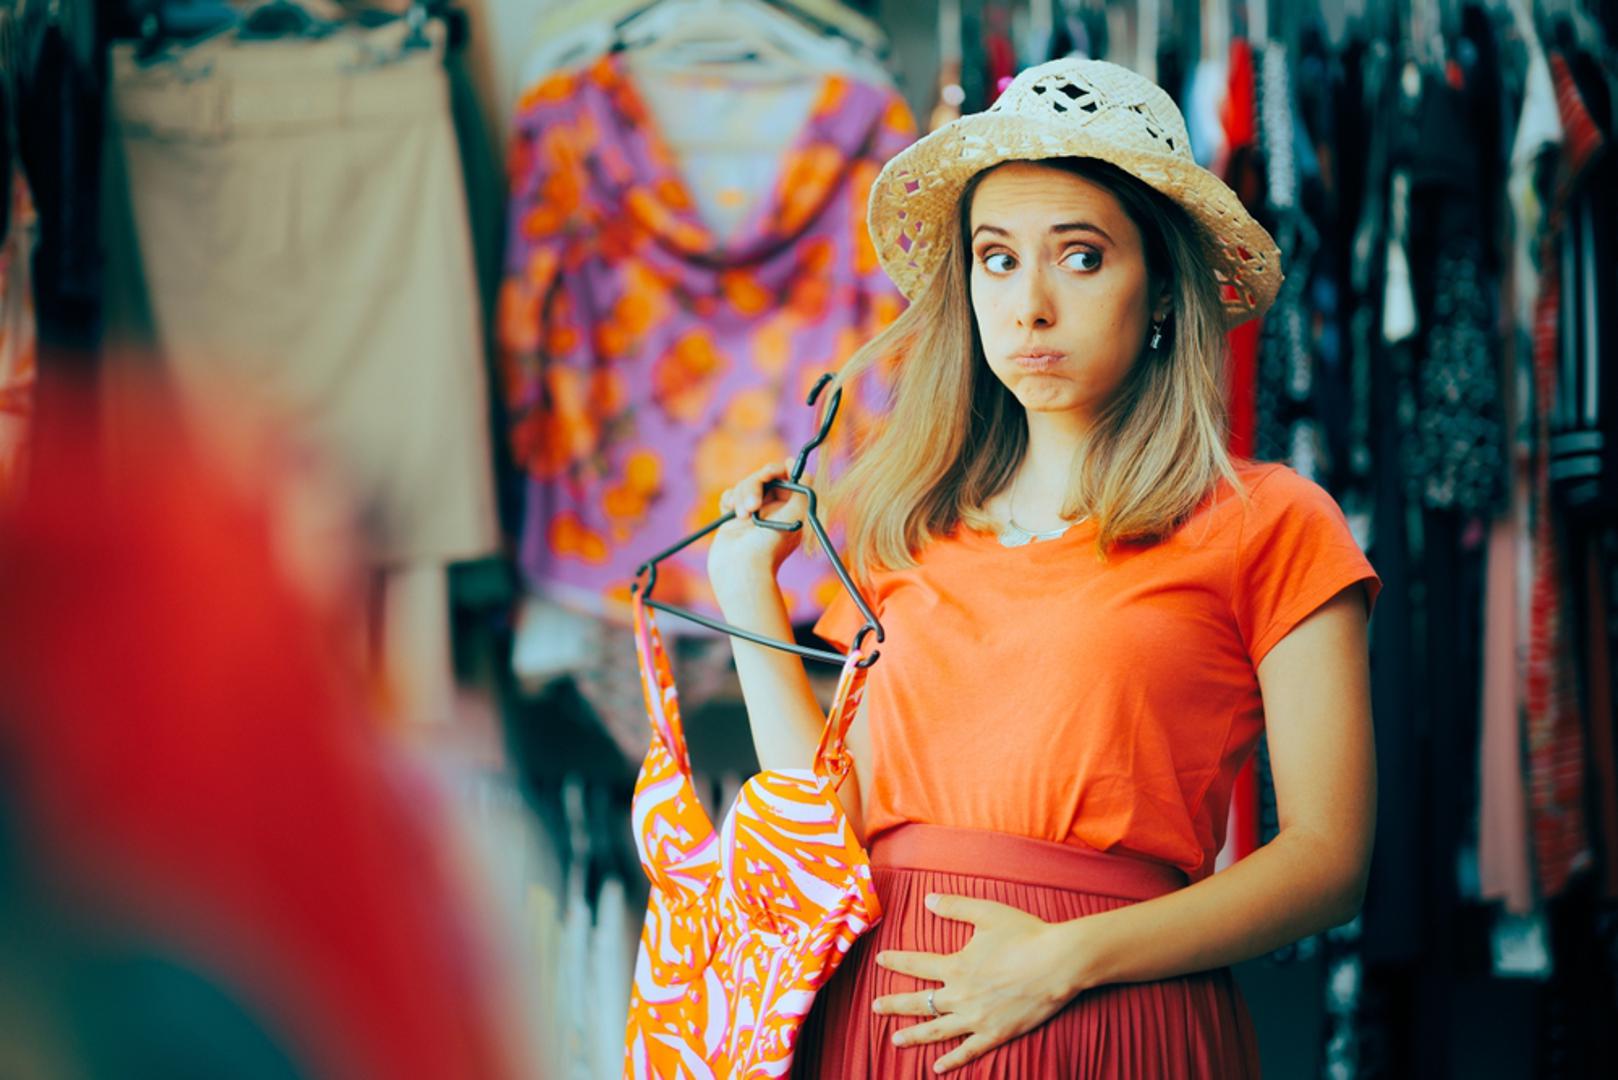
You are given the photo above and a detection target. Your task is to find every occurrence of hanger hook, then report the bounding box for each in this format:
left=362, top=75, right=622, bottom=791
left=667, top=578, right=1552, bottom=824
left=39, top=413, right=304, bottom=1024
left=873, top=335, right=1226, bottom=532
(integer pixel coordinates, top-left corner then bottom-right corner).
left=631, top=559, right=657, bottom=598
left=850, top=623, right=881, bottom=669
left=790, top=373, right=842, bottom=483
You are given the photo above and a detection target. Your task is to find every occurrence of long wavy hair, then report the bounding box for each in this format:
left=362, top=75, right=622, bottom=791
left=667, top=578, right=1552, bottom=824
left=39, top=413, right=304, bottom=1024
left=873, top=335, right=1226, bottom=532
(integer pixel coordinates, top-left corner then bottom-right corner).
left=813, top=157, right=1247, bottom=582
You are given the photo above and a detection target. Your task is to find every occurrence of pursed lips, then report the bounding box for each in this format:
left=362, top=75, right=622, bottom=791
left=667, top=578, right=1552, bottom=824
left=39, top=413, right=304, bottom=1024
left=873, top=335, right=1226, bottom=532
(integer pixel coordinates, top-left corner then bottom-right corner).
left=1010, top=350, right=1066, bottom=371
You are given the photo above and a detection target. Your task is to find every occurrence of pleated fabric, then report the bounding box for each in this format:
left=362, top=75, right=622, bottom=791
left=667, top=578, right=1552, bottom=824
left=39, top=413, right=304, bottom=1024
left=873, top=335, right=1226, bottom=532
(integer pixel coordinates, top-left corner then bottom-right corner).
left=792, top=825, right=1262, bottom=1078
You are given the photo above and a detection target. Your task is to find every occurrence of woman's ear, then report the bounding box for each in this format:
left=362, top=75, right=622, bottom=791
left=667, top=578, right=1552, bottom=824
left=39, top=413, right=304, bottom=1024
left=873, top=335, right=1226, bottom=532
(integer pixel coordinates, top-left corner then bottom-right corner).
left=1152, top=293, right=1173, bottom=325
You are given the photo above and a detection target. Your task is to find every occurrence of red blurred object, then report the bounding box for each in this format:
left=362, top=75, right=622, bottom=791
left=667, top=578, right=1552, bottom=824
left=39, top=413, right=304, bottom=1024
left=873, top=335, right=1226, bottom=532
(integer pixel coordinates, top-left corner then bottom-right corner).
left=0, top=385, right=516, bottom=1080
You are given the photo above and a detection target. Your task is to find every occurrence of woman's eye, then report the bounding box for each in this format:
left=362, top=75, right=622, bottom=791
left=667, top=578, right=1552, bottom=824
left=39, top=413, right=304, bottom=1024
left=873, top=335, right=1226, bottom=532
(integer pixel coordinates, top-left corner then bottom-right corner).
left=1062, top=248, right=1102, bottom=272
left=982, top=252, right=1017, bottom=273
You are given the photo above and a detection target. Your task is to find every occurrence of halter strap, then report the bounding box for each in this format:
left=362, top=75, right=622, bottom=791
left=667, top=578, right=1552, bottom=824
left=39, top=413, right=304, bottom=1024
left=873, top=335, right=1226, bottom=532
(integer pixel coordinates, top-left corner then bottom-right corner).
left=811, top=643, right=870, bottom=788
left=632, top=591, right=690, bottom=776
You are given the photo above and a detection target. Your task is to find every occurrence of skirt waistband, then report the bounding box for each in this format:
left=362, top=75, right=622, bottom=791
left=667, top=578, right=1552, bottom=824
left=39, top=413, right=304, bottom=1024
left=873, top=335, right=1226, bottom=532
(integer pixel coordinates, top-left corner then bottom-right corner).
left=869, top=824, right=1188, bottom=901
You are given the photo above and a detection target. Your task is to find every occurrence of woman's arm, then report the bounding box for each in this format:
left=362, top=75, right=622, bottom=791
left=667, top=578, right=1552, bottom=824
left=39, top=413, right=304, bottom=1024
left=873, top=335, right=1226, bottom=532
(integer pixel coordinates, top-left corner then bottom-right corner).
left=715, top=575, right=867, bottom=838
left=708, top=460, right=866, bottom=838
left=1060, top=583, right=1376, bottom=990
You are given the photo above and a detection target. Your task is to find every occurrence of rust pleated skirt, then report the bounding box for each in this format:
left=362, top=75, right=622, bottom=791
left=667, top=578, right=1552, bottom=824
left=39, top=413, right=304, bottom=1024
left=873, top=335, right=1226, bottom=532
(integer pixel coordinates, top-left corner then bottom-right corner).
left=791, top=825, right=1262, bottom=1078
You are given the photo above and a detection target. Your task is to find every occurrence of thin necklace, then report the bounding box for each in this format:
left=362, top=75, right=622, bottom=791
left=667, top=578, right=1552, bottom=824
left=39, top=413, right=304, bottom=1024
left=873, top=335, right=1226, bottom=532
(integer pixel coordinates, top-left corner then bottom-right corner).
left=997, top=470, right=1086, bottom=548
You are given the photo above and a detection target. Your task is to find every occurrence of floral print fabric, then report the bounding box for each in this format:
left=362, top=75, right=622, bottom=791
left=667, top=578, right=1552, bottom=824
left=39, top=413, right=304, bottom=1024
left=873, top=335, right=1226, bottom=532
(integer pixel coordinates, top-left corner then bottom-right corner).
left=498, top=56, right=914, bottom=624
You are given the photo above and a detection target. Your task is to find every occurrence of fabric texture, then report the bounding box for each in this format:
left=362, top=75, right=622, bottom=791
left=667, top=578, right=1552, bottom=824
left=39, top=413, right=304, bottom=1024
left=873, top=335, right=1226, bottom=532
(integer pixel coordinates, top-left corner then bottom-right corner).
left=816, top=461, right=1380, bottom=884
left=624, top=593, right=882, bottom=1078
left=791, top=824, right=1262, bottom=1077
left=104, top=19, right=498, bottom=566
left=498, top=55, right=913, bottom=625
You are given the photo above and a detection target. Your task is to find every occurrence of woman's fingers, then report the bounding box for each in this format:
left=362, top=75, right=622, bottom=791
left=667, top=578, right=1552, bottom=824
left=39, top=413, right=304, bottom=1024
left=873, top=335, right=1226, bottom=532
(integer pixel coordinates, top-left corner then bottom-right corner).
left=734, top=458, right=798, bottom=516
left=875, top=950, right=951, bottom=982
left=891, top=1013, right=973, bottom=1050
left=872, top=989, right=946, bottom=1017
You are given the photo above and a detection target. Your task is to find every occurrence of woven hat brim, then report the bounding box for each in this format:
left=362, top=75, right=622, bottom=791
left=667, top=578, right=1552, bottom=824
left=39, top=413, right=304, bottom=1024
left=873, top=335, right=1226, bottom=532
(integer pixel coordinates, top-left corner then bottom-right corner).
left=868, top=112, right=1284, bottom=329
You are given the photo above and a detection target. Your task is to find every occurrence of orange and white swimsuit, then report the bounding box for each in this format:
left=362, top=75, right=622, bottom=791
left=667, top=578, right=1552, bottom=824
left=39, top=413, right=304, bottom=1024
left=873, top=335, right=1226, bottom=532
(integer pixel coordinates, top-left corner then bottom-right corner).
left=623, top=592, right=882, bottom=1078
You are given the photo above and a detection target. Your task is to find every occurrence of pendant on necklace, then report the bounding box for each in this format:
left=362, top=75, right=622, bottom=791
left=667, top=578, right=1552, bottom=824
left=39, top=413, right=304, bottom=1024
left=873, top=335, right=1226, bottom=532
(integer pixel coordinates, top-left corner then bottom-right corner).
left=996, top=521, right=1074, bottom=548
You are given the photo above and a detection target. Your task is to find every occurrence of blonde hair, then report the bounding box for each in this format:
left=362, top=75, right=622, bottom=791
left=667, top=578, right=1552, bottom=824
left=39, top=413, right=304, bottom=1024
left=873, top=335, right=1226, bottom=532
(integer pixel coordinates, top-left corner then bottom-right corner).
left=814, top=157, right=1247, bottom=583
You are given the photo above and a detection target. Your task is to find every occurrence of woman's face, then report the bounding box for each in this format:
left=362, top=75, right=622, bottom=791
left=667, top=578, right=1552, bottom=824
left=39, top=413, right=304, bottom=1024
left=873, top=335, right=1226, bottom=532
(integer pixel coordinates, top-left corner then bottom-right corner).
left=967, top=162, right=1162, bottom=424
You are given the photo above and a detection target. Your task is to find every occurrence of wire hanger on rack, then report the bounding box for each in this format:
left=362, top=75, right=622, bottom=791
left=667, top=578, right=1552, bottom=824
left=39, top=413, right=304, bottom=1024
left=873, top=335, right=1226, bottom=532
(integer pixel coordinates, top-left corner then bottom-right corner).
left=632, top=372, right=884, bottom=669
left=614, top=0, right=861, bottom=75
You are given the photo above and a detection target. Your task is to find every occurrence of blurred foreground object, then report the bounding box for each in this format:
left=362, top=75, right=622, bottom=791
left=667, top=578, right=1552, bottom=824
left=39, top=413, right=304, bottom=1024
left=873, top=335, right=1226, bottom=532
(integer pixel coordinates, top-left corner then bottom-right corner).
left=0, top=382, right=522, bottom=1080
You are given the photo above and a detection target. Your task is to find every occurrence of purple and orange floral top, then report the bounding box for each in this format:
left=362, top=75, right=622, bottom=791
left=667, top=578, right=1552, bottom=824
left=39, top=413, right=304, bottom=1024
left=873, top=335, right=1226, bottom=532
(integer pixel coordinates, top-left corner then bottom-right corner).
left=497, top=55, right=914, bottom=625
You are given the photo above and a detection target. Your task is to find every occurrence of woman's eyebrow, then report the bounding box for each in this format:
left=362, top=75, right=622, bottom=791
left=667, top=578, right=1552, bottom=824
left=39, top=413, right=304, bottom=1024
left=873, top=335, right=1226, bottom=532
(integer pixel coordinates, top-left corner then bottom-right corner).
left=1050, top=221, right=1115, bottom=244
left=969, top=222, right=1115, bottom=244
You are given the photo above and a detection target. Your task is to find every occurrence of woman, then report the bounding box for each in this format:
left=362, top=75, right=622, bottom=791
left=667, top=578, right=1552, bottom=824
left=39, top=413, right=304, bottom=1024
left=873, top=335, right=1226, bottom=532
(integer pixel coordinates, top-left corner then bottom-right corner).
left=709, top=58, right=1379, bottom=1077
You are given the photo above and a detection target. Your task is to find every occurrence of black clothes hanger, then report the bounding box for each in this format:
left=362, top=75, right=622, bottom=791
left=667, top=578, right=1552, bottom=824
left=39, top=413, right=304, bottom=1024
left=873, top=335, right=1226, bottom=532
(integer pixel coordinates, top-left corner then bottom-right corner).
left=633, top=373, right=883, bottom=668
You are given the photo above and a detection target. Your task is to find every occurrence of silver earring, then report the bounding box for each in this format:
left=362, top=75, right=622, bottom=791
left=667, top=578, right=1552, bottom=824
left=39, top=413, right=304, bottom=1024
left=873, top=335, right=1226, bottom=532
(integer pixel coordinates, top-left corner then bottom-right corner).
left=1149, top=321, right=1164, bottom=350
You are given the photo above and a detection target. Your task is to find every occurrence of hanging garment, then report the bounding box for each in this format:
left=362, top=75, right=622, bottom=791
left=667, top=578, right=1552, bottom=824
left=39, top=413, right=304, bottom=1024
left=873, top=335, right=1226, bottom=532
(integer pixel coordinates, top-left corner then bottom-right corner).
left=499, top=55, right=913, bottom=626
left=513, top=594, right=740, bottom=764
left=1184, top=57, right=1229, bottom=170
left=1398, top=64, right=1507, bottom=519
left=1478, top=17, right=1565, bottom=919
left=1547, top=152, right=1616, bottom=517
left=1525, top=256, right=1589, bottom=900
left=103, top=18, right=499, bottom=567
left=15, top=0, right=102, bottom=368
left=630, top=65, right=826, bottom=247
left=0, top=170, right=36, bottom=499
left=623, top=592, right=881, bottom=1078
left=1522, top=52, right=1604, bottom=901
left=814, top=461, right=1381, bottom=885
left=1254, top=41, right=1328, bottom=486
left=1582, top=533, right=1618, bottom=900
left=1220, top=38, right=1263, bottom=466
left=1413, top=239, right=1505, bottom=515
left=1479, top=508, right=1535, bottom=914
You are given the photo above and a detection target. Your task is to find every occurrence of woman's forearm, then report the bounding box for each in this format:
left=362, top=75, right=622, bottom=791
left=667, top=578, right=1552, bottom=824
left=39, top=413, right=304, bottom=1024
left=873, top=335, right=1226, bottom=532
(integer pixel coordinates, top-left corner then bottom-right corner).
left=1058, top=827, right=1365, bottom=995
left=713, top=576, right=829, bottom=775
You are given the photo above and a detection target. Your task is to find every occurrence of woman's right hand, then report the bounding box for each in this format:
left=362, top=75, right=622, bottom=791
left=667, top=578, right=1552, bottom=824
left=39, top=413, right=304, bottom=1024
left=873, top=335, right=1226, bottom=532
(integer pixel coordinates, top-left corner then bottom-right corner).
left=707, top=458, right=809, bottom=603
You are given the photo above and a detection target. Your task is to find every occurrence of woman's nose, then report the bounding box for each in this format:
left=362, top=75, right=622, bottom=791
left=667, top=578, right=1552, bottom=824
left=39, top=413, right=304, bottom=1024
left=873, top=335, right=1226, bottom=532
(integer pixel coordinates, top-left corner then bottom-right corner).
left=1013, top=269, right=1056, bottom=329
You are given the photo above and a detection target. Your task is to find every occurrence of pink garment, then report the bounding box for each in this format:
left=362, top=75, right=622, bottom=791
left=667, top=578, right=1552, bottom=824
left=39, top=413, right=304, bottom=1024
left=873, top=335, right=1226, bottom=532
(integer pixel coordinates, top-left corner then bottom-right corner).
left=1479, top=511, right=1533, bottom=913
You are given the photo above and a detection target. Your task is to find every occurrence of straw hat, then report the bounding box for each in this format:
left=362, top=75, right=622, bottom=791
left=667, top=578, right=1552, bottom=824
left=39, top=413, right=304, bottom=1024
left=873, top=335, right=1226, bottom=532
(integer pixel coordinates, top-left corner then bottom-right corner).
left=868, top=58, right=1282, bottom=328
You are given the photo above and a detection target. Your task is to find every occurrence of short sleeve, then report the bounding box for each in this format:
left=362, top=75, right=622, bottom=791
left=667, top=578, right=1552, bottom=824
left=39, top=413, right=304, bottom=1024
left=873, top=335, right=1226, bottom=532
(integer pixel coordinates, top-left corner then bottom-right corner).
left=812, top=587, right=865, bottom=653
left=1232, top=467, right=1382, bottom=667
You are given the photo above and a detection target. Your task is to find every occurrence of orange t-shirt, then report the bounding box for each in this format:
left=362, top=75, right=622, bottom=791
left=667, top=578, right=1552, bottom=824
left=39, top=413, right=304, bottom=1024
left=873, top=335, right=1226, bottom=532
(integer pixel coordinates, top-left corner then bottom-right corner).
left=813, top=461, right=1381, bottom=882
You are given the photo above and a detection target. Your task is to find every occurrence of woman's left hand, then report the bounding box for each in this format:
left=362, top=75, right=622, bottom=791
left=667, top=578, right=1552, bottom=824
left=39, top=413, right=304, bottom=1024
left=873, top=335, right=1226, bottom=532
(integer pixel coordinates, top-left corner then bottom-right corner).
left=871, top=893, right=1096, bottom=1073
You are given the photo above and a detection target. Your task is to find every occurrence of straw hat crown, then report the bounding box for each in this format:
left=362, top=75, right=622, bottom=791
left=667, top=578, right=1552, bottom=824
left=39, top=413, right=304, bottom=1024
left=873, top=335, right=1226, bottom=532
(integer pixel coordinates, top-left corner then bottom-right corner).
left=869, top=58, right=1282, bottom=327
